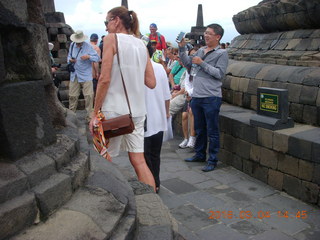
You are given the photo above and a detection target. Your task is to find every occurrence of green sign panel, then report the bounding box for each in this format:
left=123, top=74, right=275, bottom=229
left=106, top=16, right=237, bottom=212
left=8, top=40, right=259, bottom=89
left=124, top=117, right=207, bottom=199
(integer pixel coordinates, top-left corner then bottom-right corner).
left=260, top=93, right=278, bottom=113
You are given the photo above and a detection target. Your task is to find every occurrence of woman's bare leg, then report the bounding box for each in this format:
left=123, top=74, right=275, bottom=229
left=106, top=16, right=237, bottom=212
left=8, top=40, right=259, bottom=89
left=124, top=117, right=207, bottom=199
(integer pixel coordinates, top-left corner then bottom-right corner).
left=128, top=152, right=156, bottom=191
left=189, top=108, right=196, bottom=137
left=182, top=111, right=189, bottom=139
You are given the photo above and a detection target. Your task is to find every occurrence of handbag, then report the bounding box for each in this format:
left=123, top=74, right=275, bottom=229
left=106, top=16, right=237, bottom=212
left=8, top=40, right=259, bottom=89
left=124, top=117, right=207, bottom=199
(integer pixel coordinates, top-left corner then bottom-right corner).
left=101, top=34, right=135, bottom=138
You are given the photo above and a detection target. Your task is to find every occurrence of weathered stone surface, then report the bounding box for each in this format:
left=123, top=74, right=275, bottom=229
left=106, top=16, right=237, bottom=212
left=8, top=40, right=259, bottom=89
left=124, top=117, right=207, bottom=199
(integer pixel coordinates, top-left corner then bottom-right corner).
left=268, top=169, right=284, bottom=190
left=232, top=154, right=243, bottom=171
left=56, top=34, right=67, bottom=43
left=238, top=78, right=250, bottom=92
left=247, top=79, right=263, bottom=95
left=250, top=144, right=261, bottom=162
left=242, top=159, right=253, bottom=176
left=233, top=91, right=243, bottom=106
left=283, top=174, right=301, bottom=199
left=0, top=193, right=38, bottom=240
left=303, top=105, right=318, bottom=125
left=0, top=82, right=56, bottom=160
left=0, top=163, right=28, bottom=204
left=58, top=49, right=68, bottom=58
left=230, top=76, right=240, bottom=91
left=287, top=83, right=302, bottom=103
left=60, top=152, right=90, bottom=191
left=288, top=128, right=320, bottom=161
left=44, top=134, right=78, bottom=169
left=136, top=225, right=173, bottom=240
left=289, top=103, right=303, bottom=122
left=33, top=173, right=72, bottom=218
left=16, top=152, right=56, bottom=188
left=272, top=130, right=289, bottom=153
left=136, top=193, right=173, bottom=226
left=260, top=147, right=278, bottom=169
left=64, top=187, right=125, bottom=235
left=278, top=155, right=299, bottom=177
left=252, top=162, right=268, bottom=183
left=0, top=0, right=28, bottom=23
left=234, top=138, right=251, bottom=160
left=300, top=181, right=319, bottom=204
left=11, top=209, right=107, bottom=240
left=300, top=85, right=318, bottom=105
left=298, top=160, right=314, bottom=181
left=313, top=164, right=320, bottom=185
left=258, top=127, right=273, bottom=149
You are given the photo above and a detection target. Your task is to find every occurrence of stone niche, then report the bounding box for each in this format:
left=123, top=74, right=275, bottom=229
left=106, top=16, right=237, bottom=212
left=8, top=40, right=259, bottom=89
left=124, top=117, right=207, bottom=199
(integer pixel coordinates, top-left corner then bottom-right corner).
left=0, top=0, right=60, bottom=160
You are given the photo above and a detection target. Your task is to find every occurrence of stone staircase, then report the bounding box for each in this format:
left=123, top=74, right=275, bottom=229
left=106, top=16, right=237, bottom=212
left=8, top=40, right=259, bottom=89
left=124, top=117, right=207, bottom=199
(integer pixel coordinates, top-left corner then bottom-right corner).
left=0, top=110, right=179, bottom=240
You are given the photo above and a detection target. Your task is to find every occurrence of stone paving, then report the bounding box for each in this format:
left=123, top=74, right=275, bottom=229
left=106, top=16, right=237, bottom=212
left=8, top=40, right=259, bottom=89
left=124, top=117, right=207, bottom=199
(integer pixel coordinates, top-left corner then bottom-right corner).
left=114, top=137, right=320, bottom=240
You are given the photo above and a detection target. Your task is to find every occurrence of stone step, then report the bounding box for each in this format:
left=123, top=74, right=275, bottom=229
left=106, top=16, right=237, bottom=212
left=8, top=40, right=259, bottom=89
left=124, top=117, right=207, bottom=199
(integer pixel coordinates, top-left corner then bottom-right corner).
left=10, top=185, right=128, bottom=240
left=0, top=193, right=38, bottom=240
left=0, top=163, right=28, bottom=205
left=44, top=134, right=79, bottom=170
left=60, top=152, right=90, bottom=191
left=32, top=172, right=72, bottom=219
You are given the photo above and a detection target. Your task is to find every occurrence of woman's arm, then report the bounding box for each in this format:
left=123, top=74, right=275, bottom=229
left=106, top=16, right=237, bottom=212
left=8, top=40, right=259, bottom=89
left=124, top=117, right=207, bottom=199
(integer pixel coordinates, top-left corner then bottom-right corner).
left=144, top=55, right=156, bottom=89
left=92, top=34, right=116, bottom=116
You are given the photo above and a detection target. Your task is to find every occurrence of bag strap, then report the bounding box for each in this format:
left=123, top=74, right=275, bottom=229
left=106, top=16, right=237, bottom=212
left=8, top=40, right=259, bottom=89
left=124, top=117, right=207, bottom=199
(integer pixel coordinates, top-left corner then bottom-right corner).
left=70, top=42, right=74, bottom=58
left=114, top=34, right=132, bottom=115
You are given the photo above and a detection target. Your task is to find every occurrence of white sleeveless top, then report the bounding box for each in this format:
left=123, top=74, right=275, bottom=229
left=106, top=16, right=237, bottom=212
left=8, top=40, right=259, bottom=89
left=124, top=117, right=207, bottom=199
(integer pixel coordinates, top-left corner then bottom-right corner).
left=101, top=34, right=148, bottom=117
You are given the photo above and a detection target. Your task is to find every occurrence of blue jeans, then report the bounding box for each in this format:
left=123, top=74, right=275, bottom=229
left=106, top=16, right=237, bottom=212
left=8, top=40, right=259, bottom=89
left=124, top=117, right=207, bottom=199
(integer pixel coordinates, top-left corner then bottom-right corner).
left=190, top=97, right=222, bottom=165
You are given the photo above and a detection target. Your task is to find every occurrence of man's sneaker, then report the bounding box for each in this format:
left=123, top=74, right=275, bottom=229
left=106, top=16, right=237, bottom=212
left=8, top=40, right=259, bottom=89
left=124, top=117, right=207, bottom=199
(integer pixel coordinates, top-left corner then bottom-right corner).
left=179, top=139, right=188, bottom=148
left=186, top=136, right=196, bottom=148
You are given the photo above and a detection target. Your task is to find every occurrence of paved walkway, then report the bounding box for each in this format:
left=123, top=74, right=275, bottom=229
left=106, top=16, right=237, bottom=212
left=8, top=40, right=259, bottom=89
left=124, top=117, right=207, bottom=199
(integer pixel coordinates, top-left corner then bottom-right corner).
left=113, top=137, right=320, bottom=240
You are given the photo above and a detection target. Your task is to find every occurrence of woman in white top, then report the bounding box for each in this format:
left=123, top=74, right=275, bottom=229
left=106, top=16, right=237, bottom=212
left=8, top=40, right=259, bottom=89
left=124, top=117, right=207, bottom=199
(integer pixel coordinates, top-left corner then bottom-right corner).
left=89, top=6, right=157, bottom=191
left=144, top=41, right=171, bottom=193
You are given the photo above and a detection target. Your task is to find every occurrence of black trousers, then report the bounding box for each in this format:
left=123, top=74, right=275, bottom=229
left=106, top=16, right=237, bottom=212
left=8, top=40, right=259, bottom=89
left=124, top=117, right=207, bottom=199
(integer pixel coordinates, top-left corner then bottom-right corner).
left=144, top=131, right=164, bottom=188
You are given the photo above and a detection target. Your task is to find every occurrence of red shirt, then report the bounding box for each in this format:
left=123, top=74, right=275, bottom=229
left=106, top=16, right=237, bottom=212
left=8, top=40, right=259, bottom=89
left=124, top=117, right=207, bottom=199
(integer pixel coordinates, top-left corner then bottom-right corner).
left=148, top=33, right=167, bottom=51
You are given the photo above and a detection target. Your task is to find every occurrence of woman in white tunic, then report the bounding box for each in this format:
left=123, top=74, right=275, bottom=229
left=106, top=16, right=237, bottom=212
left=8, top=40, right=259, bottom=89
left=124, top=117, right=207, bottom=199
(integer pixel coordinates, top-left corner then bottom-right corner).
left=89, top=6, right=157, bottom=191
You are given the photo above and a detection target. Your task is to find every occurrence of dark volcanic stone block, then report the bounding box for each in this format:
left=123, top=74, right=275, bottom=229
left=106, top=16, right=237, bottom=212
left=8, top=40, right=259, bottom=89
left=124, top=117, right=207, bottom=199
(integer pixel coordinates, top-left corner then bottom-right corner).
left=0, top=81, right=56, bottom=160
left=300, top=85, right=318, bottom=105
left=287, top=84, right=302, bottom=103
left=303, top=105, right=317, bottom=125
left=283, top=174, right=301, bottom=200
left=288, top=128, right=320, bottom=162
left=289, top=103, right=303, bottom=122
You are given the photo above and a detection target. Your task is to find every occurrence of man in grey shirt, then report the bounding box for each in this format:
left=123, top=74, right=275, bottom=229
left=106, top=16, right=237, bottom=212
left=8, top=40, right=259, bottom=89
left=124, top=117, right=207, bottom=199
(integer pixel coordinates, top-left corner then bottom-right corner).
left=178, top=23, right=228, bottom=172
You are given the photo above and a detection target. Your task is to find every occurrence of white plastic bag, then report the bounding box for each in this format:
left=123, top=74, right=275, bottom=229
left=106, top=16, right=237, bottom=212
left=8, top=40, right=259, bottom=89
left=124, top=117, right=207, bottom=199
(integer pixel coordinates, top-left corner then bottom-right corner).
left=163, top=116, right=173, bottom=142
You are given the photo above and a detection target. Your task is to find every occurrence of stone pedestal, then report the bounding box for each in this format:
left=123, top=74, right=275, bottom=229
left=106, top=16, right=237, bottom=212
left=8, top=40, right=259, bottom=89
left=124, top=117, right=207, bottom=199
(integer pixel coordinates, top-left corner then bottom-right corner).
left=250, top=87, right=294, bottom=130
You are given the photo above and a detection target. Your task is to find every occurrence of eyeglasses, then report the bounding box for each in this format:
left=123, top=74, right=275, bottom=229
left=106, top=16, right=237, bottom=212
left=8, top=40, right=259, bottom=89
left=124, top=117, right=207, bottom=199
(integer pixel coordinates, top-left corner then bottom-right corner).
left=104, top=17, right=114, bottom=26
left=204, top=31, right=218, bottom=37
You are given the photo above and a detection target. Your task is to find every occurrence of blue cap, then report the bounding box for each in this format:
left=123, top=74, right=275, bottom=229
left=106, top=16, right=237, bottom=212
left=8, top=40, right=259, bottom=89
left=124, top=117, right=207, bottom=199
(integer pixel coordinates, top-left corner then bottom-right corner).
left=90, top=33, right=99, bottom=41
left=150, top=23, right=157, bottom=28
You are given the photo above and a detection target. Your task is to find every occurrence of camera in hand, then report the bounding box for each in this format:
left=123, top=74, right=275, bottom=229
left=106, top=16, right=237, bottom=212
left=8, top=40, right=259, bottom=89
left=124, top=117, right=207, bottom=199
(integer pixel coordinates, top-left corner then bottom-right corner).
left=67, top=62, right=75, bottom=73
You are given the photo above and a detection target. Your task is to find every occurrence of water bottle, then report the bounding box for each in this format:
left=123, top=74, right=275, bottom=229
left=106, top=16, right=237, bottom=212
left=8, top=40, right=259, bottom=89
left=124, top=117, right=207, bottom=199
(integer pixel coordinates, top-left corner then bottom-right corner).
left=190, top=63, right=199, bottom=77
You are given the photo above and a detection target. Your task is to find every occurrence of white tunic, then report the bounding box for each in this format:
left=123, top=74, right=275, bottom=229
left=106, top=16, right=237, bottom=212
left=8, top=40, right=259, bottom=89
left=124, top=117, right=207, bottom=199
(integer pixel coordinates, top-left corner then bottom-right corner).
left=144, top=61, right=171, bottom=137
left=102, top=34, right=148, bottom=117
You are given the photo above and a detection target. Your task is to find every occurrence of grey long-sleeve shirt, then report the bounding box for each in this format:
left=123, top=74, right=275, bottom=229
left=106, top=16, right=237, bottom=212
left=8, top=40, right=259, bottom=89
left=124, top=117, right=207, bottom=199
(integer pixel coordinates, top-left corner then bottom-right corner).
left=179, top=45, right=228, bottom=98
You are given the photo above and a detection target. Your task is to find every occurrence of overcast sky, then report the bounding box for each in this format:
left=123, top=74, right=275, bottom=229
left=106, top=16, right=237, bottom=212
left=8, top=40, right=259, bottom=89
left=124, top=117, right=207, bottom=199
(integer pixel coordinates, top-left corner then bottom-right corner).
left=54, top=0, right=261, bottom=45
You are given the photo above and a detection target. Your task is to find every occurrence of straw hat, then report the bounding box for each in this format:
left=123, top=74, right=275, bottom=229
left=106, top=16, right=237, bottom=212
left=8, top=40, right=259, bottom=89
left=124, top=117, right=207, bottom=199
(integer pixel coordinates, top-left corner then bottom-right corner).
left=48, top=42, right=54, bottom=51
left=70, top=30, right=88, bottom=43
